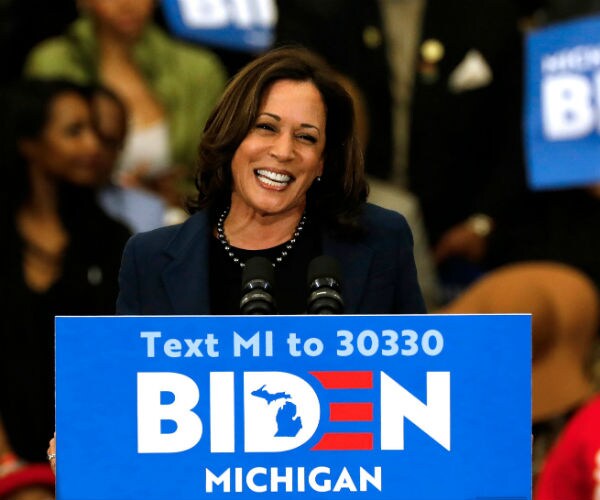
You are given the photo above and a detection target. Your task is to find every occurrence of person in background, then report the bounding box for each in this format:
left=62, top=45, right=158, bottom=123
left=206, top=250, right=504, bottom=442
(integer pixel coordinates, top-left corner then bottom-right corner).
left=535, top=394, right=600, bottom=500
left=0, top=79, right=130, bottom=499
left=90, top=85, right=168, bottom=233
left=0, top=421, right=54, bottom=499
left=116, top=47, right=426, bottom=316
left=275, top=0, right=526, bottom=301
left=486, top=0, right=600, bottom=292
left=23, top=0, right=227, bottom=213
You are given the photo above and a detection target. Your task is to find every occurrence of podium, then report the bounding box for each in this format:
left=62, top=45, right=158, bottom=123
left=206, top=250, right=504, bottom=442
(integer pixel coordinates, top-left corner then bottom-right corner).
left=55, top=314, right=531, bottom=499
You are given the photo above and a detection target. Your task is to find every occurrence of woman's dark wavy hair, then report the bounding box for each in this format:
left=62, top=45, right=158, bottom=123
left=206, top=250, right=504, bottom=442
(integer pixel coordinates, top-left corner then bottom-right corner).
left=0, top=79, right=96, bottom=220
left=190, top=46, right=368, bottom=237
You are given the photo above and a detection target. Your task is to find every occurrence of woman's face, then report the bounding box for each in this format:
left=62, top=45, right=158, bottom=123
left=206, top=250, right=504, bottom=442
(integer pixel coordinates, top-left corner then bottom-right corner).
left=20, top=92, right=100, bottom=186
left=230, top=79, right=326, bottom=218
left=81, top=0, right=154, bottom=40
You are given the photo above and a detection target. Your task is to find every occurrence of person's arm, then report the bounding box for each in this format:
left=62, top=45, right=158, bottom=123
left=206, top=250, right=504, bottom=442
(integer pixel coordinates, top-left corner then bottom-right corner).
left=433, top=214, right=493, bottom=265
left=0, top=418, right=55, bottom=500
left=46, top=437, right=55, bottom=476
left=535, top=397, right=600, bottom=500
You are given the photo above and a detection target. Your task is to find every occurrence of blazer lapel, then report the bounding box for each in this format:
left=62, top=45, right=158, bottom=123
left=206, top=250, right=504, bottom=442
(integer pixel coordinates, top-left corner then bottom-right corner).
left=322, top=231, right=373, bottom=313
left=161, top=212, right=211, bottom=314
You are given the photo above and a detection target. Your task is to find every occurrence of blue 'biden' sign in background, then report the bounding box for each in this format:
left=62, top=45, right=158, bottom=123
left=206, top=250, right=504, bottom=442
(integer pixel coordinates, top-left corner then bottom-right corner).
left=55, top=315, right=531, bottom=499
left=525, top=15, right=600, bottom=190
left=160, top=0, right=275, bottom=52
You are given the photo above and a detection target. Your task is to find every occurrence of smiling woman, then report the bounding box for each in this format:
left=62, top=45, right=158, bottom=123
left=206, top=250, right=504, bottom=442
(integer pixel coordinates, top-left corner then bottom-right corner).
left=116, top=47, right=426, bottom=316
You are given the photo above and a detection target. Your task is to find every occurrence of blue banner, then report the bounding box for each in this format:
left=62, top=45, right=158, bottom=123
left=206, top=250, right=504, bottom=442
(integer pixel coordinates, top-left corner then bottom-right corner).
left=525, top=15, right=600, bottom=190
left=160, top=0, right=275, bottom=52
left=55, top=315, right=531, bottom=499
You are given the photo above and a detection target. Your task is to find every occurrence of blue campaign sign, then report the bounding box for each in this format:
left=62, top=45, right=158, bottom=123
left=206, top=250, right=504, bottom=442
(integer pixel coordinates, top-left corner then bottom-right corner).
left=160, top=0, right=275, bottom=52
left=55, top=315, right=531, bottom=499
left=525, top=15, right=600, bottom=190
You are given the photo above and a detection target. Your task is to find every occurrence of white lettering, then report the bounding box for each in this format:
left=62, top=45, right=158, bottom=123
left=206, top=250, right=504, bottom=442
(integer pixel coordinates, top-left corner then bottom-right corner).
left=137, top=372, right=203, bottom=453
left=164, top=338, right=182, bottom=357
left=235, top=467, right=243, bottom=493
left=209, top=372, right=235, bottom=452
left=270, top=466, right=294, bottom=492
left=380, top=371, right=451, bottom=451
left=205, top=466, right=381, bottom=493
left=332, top=467, right=357, bottom=492
left=234, top=331, right=271, bottom=357
left=177, top=0, right=275, bottom=29
left=297, top=467, right=306, bottom=492
left=360, top=466, right=382, bottom=491
left=178, top=0, right=228, bottom=28
left=247, top=467, right=267, bottom=493
left=542, top=74, right=595, bottom=140
left=287, top=332, right=303, bottom=356
left=542, top=45, right=600, bottom=74
left=308, top=467, right=331, bottom=492
left=140, top=332, right=219, bottom=358
left=206, top=468, right=230, bottom=493
left=140, top=331, right=161, bottom=357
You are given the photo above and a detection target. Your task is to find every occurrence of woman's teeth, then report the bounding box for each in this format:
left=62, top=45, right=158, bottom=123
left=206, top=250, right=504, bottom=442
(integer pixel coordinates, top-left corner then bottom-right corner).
left=256, top=169, right=293, bottom=187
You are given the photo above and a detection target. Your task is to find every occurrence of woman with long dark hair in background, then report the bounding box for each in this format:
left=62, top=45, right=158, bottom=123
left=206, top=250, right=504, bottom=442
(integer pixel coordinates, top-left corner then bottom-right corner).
left=0, top=79, right=130, bottom=498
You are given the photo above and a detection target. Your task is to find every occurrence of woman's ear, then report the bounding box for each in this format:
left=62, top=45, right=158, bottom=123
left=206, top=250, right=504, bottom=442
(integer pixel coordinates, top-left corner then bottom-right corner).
left=317, top=157, right=324, bottom=178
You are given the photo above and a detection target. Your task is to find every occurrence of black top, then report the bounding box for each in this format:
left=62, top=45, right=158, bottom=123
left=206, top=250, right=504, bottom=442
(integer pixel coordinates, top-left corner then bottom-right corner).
left=209, top=218, right=322, bottom=314
left=0, top=203, right=130, bottom=462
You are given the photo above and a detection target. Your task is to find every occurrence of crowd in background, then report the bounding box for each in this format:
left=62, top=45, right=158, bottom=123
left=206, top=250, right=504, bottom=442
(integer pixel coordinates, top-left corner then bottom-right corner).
left=0, top=0, right=599, bottom=499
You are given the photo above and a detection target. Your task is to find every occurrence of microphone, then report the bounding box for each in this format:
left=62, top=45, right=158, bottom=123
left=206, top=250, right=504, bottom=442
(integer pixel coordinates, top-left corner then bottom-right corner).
left=240, top=256, right=277, bottom=314
left=306, top=256, right=344, bottom=314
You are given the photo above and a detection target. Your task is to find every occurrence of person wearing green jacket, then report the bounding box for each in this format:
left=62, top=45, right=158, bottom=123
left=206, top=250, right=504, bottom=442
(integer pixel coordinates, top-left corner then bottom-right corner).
left=24, top=0, right=228, bottom=208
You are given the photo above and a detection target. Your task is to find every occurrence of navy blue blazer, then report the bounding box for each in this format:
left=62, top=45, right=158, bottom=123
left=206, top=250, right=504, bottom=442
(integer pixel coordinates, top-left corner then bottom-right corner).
left=116, top=203, right=426, bottom=315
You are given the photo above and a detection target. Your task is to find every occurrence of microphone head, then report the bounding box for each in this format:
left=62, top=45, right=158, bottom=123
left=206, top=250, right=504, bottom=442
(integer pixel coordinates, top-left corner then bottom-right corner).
left=240, top=256, right=276, bottom=315
left=307, top=256, right=344, bottom=314
left=307, top=255, right=342, bottom=290
left=242, top=256, right=275, bottom=289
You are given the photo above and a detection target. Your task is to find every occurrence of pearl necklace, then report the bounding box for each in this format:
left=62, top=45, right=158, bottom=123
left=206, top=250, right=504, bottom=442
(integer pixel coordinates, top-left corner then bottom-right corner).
left=216, top=207, right=307, bottom=268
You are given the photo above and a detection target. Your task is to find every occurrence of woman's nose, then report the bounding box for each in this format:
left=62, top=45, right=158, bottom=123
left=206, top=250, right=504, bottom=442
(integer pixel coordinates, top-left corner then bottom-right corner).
left=269, top=133, right=295, bottom=161
left=84, top=128, right=101, bottom=155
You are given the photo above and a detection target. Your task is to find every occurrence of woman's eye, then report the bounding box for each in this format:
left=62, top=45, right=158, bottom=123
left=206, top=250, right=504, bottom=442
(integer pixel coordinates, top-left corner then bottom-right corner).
left=297, top=134, right=317, bottom=144
left=64, top=122, right=85, bottom=137
left=255, top=122, right=275, bottom=132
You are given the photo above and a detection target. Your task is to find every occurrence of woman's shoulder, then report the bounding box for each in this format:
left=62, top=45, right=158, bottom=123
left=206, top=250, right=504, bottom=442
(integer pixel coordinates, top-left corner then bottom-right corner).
left=360, top=202, right=411, bottom=234
left=347, top=203, right=415, bottom=254
left=24, top=37, right=77, bottom=76
left=23, top=20, right=93, bottom=82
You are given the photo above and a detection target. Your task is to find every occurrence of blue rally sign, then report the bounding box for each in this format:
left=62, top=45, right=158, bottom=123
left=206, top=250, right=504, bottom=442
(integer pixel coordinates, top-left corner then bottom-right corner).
left=55, top=315, right=531, bottom=499
left=525, top=15, right=600, bottom=190
left=160, top=0, right=275, bottom=52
